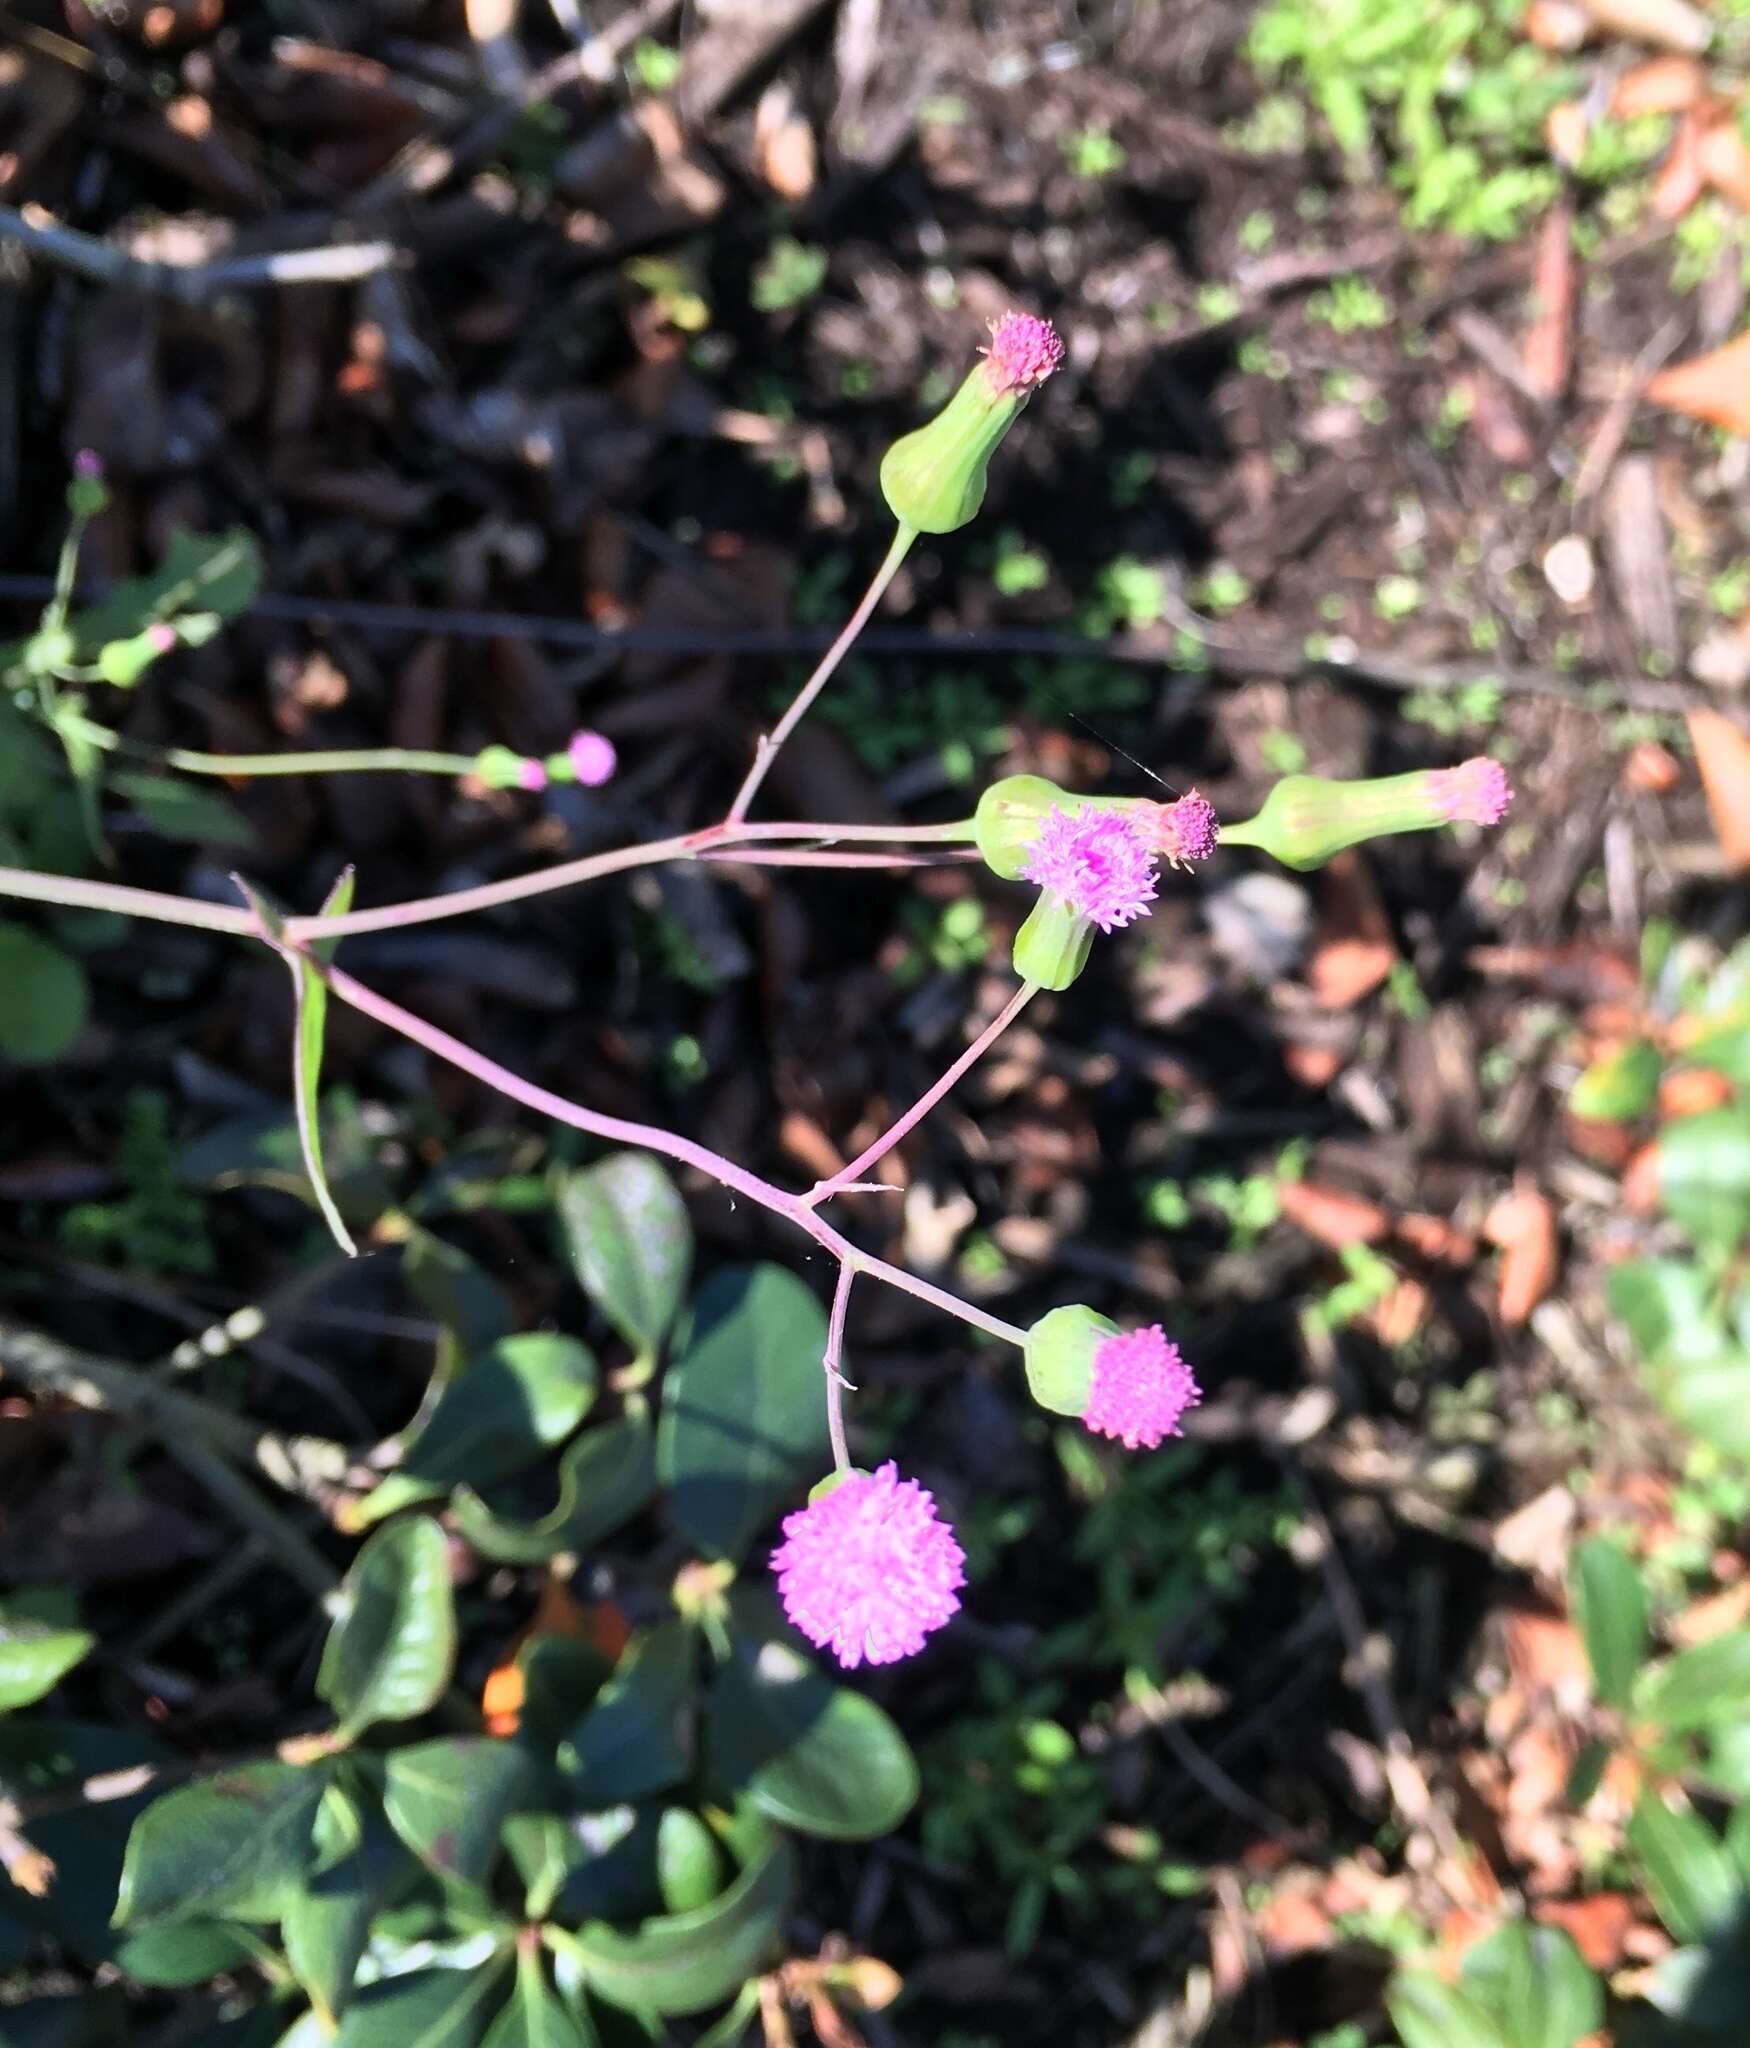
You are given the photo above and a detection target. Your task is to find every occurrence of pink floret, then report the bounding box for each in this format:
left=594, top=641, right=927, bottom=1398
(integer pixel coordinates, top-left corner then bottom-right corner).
left=1085, top=1325, right=1201, bottom=1450
left=1021, top=805, right=1158, bottom=932
left=982, top=312, right=1064, bottom=393
left=516, top=759, right=548, bottom=792
left=568, top=729, right=618, bottom=787
left=1152, top=790, right=1219, bottom=867
left=771, top=1461, right=965, bottom=1669
left=1429, top=756, right=1512, bottom=827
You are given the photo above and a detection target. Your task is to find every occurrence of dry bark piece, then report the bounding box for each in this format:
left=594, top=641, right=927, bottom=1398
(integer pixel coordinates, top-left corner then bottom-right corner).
left=1686, top=707, right=1750, bottom=869
left=1604, top=456, right=1679, bottom=662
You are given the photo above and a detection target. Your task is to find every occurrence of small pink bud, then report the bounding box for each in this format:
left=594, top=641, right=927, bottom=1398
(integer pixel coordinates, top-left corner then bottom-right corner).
left=1150, top=790, right=1219, bottom=867
left=516, top=759, right=548, bottom=792
left=74, top=449, right=103, bottom=480
left=145, top=623, right=177, bottom=655
left=1428, top=756, right=1512, bottom=827
left=981, top=312, right=1064, bottom=395
left=567, top=729, right=618, bottom=787
left=1086, top=1325, right=1201, bottom=1449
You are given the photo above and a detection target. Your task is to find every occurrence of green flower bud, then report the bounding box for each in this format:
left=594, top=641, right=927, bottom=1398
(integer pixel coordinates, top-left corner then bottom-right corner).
left=1012, top=890, right=1094, bottom=991
left=1222, top=759, right=1512, bottom=871
left=24, top=627, right=76, bottom=676
left=94, top=625, right=176, bottom=688
left=880, top=313, right=1063, bottom=535
left=472, top=744, right=530, bottom=789
left=975, top=774, right=1071, bottom=878
left=807, top=1467, right=864, bottom=1504
left=1023, top=1304, right=1118, bottom=1417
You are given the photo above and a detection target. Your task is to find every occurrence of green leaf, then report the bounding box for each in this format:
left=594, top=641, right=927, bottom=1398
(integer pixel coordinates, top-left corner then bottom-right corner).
left=1386, top=1971, right=1510, bottom=2048
left=1653, top=1350, right=1750, bottom=1463
left=0, top=924, right=88, bottom=1066
left=287, top=867, right=357, bottom=1256
left=0, top=1598, right=94, bottom=1713
left=1570, top=1037, right=1660, bottom=1122
left=1626, top=1789, right=1744, bottom=1945
left=69, top=529, right=262, bottom=656
left=481, top=1971, right=594, bottom=2048
left=358, top=1334, right=599, bottom=1526
left=1683, top=1027, right=1750, bottom=1086
left=557, top=1153, right=692, bottom=1360
left=1460, top=1920, right=1602, bottom=2048
left=283, top=1782, right=408, bottom=2026
left=403, top=1227, right=512, bottom=1356
left=114, top=1920, right=263, bottom=1986
left=453, top=1414, right=657, bottom=1564
left=656, top=1809, right=726, bottom=1914
left=1642, top=1941, right=1750, bottom=2030
left=1569, top=1538, right=1646, bottom=1709
left=1659, top=1108, right=1750, bottom=1254
left=562, top=1623, right=691, bottom=1805
left=504, top=1808, right=659, bottom=1927
left=1607, top=1257, right=1719, bottom=1365
left=568, top=1822, right=793, bottom=2017
left=706, top=1636, right=918, bottom=1841
left=658, top=1264, right=830, bottom=1563
left=110, top=772, right=256, bottom=850
left=1564, top=1738, right=1610, bottom=1808
left=1639, top=1629, right=1750, bottom=1732
left=382, top=1739, right=537, bottom=1888
left=332, top=1964, right=512, bottom=2048
left=114, top=1764, right=324, bottom=1927
left=318, top=1516, right=456, bottom=1738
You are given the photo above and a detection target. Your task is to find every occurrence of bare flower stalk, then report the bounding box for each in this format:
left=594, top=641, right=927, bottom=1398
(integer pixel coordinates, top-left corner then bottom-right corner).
left=823, top=1261, right=856, bottom=1476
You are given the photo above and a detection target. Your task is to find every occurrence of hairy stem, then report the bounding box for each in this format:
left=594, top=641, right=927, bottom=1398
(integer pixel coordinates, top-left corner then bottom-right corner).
left=724, top=523, right=916, bottom=825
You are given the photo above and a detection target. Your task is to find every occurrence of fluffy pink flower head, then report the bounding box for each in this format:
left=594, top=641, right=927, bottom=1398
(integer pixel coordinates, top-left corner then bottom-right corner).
left=1150, top=790, right=1219, bottom=868
left=1021, top=805, right=1158, bottom=932
left=771, top=1461, right=965, bottom=1669
left=1085, top=1325, right=1201, bottom=1450
left=982, top=312, right=1064, bottom=395
left=1429, top=756, right=1512, bottom=827
left=568, top=729, right=618, bottom=787
left=516, top=758, right=548, bottom=792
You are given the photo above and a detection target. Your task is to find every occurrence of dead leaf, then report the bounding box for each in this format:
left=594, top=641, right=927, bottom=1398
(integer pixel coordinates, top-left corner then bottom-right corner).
left=1535, top=1893, right=1641, bottom=1970
left=754, top=81, right=817, bottom=200
left=1653, top=104, right=1712, bottom=217
left=1649, top=331, right=1750, bottom=436
left=1578, top=0, right=1710, bottom=54
left=1364, top=1274, right=1430, bottom=1347
left=1467, top=943, right=1639, bottom=1002
left=1255, top=1889, right=1333, bottom=1956
left=1395, top=1212, right=1478, bottom=1264
left=1610, top=55, right=1707, bottom=117
left=1276, top=1179, right=1391, bottom=1248
left=1669, top=1577, right=1750, bottom=1645
left=1567, top=1113, right=1638, bottom=1170
left=1307, top=851, right=1396, bottom=1007
left=1502, top=1606, right=1591, bottom=1695
left=1486, top=1183, right=1559, bottom=1326
left=1494, top=1484, right=1577, bottom=1576
left=1282, top=1040, right=1344, bottom=1088
left=1659, top=1066, right=1734, bottom=1118
left=1525, top=0, right=1592, bottom=47
left=1686, top=707, right=1750, bottom=868
left=1699, top=114, right=1750, bottom=211
left=1545, top=100, right=1591, bottom=168
left=1524, top=201, right=1574, bottom=399
left=1622, top=739, right=1681, bottom=793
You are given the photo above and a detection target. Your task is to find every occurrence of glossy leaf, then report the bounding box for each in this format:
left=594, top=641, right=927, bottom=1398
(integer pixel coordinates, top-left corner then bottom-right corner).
left=453, top=1415, right=657, bottom=1565
left=382, top=1739, right=536, bottom=1888
left=1659, top=1108, right=1750, bottom=1254
left=1627, top=1789, right=1743, bottom=1945
left=1607, top=1257, right=1719, bottom=1365
left=0, top=1598, right=95, bottom=1713
left=318, top=1516, right=456, bottom=1737
left=1570, top=1538, right=1647, bottom=1709
left=707, top=1637, right=918, bottom=1841
left=505, top=1807, right=659, bottom=1927
left=658, top=1264, right=830, bottom=1563
left=402, top=1228, right=511, bottom=1357
left=656, top=1809, right=726, bottom=1914
left=562, top=1623, right=691, bottom=1805
left=569, top=1824, right=793, bottom=2017
left=1386, top=1971, right=1510, bottom=2048
left=284, top=1782, right=407, bottom=2026
left=557, top=1153, right=691, bottom=1360
left=1570, top=1037, right=1660, bottom=1121
left=1460, top=1920, right=1601, bottom=2048
left=287, top=867, right=357, bottom=1256
left=114, top=1763, right=324, bottom=1926
left=481, top=1969, right=595, bottom=2048
left=1640, top=1629, right=1750, bottom=1732
left=113, top=1920, right=262, bottom=1986
left=0, top=925, right=88, bottom=1067
left=69, top=528, right=262, bottom=654
left=332, top=1963, right=512, bottom=2048
left=358, top=1334, right=599, bottom=1526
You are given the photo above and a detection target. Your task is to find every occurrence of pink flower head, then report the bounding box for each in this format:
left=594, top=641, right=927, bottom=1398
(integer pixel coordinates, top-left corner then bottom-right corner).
left=516, top=758, right=548, bottom=792
left=1429, top=756, right=1512, bottom=827
left=145, top=623, right=177, bottom=655
left=1021, top=805, right=1158, bottom=932
left=74, top=449, right=103, bottom=480
left=1085, top=1325, right=1201, bottom=1449
left=1151, top=790, right=1219, bottom=868
left=771, top=1461, right=965, bottom=1669
left=982, top=312, right=1064, bottom=395
left=567, top=729, right=618, bottom=787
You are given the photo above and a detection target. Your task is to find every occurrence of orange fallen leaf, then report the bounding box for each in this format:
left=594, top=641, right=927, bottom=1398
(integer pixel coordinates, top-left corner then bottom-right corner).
left=1622, top=738, right=1681, bottom=793
left=1525, top=0, right=1591, bottom=47
left=1502, top=1606, right=1590, bottom=1692
left=1255, top=1890, right=1334, bottom=1956
left=1395, top=1211, right=1478, bottom=1264
left=1282, top=1040, right=1343, bottom=1089
left=1307, top=851, right=1396, bottom=1008
left=481, top=1575, right=597, bottom=1735
left=1622, top=1138, right=1662, bottom=1213
left=1669, top=1576, right=1750, bottom=1645
left=1659, top=1066, right=1734, bottom=1118
left=1567, top=1112, right=1638, bottom=1169
left=1524, top=201, right=1574, bottom=399
left=1700, top=115, right=1750, bottom=210
left=1650, top=331, right=1750, bottom=436
left=1276, top=1178, right=1391, bottom=1248
left=1610, top=55, right=1707, bottom=117
left=1536, top=1893, right=1641, bottom=1970
left=1652, top=104, right=1712, bottom=218
left=1545, top=100, right=1591, bottom=168
left=1579, top=0, right=1710, bottom=55
left=1486, top=1182, right=1559, bottom=1325
left=1364, top=1273, right=1429, bottom=1347
left=1686, top=707, right=1750, bottom=868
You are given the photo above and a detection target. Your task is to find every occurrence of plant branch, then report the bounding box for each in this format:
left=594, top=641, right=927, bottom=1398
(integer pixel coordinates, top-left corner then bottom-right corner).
left=823, top=1262, right=855, bottom=1475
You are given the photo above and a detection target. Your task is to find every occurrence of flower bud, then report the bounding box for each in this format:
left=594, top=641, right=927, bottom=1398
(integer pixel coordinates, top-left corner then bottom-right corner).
left=1023, top=1304, right=1117, bottom=1416
left=975, top=774, right=1071, bottom=879
left=68, top=451, right=108, bottom=520
left=1222, top=758, right=1513, bottom=871
left=95, top=628, right=173, bottom=688
left=1012, top=890, right=1095, bottom=991
left=880, top=313, right=1062, bottom=535
left=472, top=744, right=532, bottom=789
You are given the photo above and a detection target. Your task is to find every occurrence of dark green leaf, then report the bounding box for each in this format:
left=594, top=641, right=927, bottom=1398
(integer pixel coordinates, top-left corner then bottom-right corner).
left=382, top=1739, right=537, bottom=1888
left=318, top=1515, right=456, bottom=1737
left=557, top=1153, right=691, bottom=1361
left=0, top=1598, right=94, bottom=1712
left=1564, top=1739, right=1610, bottom=1808
left=359, top=1334, right=599, bottom=1526
left=481, top=1969, right=595, bottom=2048
left=504, top=1809, right=659, bottom=1927
left=1460, top=1920, right=1601, bottom=2048
left=69, top=529, right=262, bottom=656
left=1642, top=1942, right=1750, bottom=2030
left=114, top=1920, right=262, bottom=1987
left=1659, top=1109, right=1750, bottom=1255
left=284, top=1782, right=407, bottom=2026
left=561, top=1623, right=691, bottom=1805
left=1626, top=1790, right=1743, bottom=1945
left=332, top=1964, right=512, bottom=2048
left=1683, top=1028, right=1750, bottom=1086
left=689, top=1983, right=761, bottom=2048
left=0, top=925, right=88, bottom=1065
left=658, top=1264, right=830, bottom=1563
left=287, top=867, right=357, bottom=1256
left=1570, top=1038, right=1660, bottom=1122
left=707, top=1637, right=917, bottom=1841
left=1570, top=1538, right=1646, bottom=1709
left=656, top=1810, right=726, bottom=1914
left=110, top=773, right=256, bottom=850
left=453, top=1415, right=656, bottom=1565
left=1607, top=1258, right=1718, bottom=1365
left=1640, top=1629, right=1750, bottom=1732
left=114, top=1763, right=323, bottom=1927
left=1386, top=1971, right=1510, bottom=2048
left=569, top=1823, right=793, bottom=2018
left=0, top=1988, right=130, bottom=2048
left=403, top=1228, right=511, bottom=1356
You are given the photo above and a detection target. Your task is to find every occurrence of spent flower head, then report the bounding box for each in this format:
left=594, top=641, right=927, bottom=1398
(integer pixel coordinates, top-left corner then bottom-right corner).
left=771, top=1461, right=965, bottom=1669
left=1149, top=789, right=1219, bottom=868
left=981, top=311, right=1065, bottom=394
left=1021, top=804, right=1158, bottom=932
left=1085, top=1324, right=1201, bottom=1449
left=1429, top=756, right=1512, bottom=826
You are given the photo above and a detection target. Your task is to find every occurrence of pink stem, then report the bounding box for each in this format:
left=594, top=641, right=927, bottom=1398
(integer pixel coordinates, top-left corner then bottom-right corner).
left=806, top=980, right=1039, bottom=1207
left=723, top=524, right=916, bottom=826
left=823, top=1260, right=855, bottom=1474
left=701, top=847, right=982, bottom=870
